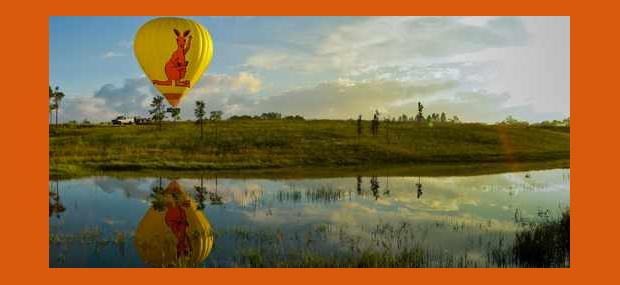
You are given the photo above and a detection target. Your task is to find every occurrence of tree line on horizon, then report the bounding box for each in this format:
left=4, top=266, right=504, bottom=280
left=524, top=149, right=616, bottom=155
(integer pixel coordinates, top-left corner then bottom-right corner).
left=48, top=88, right=569, bottom=129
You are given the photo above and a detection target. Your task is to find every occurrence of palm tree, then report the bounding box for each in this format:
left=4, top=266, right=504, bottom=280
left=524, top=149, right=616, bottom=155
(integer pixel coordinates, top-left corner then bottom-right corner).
left=51, top=86, right=65, bottom=127
left=356, top=115, right=362, bottom=147
left=371, top=110, right=380, bottom=136
left=194, top=175, right=207, bottom=210
left=370, top=176, right=380, bottom=200
left=49, top=85, right=54, bottom=124
left=210, top=110, right=223, bottom=152
left=149, top=95, right=166, bottom=130
left=209, top=175, right=223, bottom=205
left=194, top=100, right=206, bottom=139
left=169, top=107, right=181, bottom=124
left=49, top=180, right=66, bottom=218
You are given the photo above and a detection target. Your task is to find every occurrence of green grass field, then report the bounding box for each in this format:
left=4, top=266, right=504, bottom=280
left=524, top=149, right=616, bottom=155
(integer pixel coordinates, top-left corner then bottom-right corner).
left=49, top=120, right=569, bottom=178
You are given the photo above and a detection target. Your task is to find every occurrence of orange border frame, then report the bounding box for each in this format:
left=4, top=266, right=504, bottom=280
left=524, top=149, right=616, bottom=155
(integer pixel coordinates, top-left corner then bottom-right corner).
left=2, top=0, right=614, bottom=283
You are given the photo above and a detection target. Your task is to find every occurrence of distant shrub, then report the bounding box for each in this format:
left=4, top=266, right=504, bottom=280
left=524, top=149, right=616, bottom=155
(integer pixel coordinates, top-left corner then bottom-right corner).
left=283, top=115, right=305, bottom=121
left=228, top=113, right=305, bottom=121
left=498, top=116, right=529, bottom=126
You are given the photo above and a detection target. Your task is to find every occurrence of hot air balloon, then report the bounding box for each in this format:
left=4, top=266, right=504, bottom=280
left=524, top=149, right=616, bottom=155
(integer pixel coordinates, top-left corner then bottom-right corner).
left=134, top=180, right=214, bottom=267
left=134, top=17, right=214, bottom=107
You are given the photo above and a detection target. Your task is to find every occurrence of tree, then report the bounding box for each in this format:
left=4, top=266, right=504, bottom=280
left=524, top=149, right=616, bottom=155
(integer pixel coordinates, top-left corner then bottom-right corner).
left=51, top=86, right=65, bottom=127
left=370, top=176, right=380, bottom=200
left=209, top=176, right=223, bottom=205
left=149, top=95, right=166, bottom=130
left=384, top=117, right=391, bottom=144
left=371, top=110, right=380, bottom=137
left=416, top=176, right=423, bottom=199
left=194, top=175, right=208, bottom=210
left=210, top=110, right=223, bottom=150
left=168, top=107, right=181, bottom=123
left=260, top=112, right=282, bottom=120
left=440, top=112, right=447, bottom=123
left=503, top=115, right=518, bottom=125
left=228, top=115, right=253, bottom=121
left=283, top=115, right=305, bottom=121
left=49, top=180, right=66, bottom=218
left=563, top=117, right=570, bottom=126
left=149, top=178, right=166, bottom=211
left=194, top=100, right=206, bottom=139
left=49, top=86, right=54, bottom=124
left=210, top=110, right=223, bottom=121
left=415, top=102, right=425, bottom=123
left=356, top=114, right=363, bottom=146
left=501, top=115, right=529, bottom=126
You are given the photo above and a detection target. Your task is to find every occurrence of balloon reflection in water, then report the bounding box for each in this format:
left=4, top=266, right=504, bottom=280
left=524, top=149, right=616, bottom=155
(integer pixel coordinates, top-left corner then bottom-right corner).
left=134, top=180, right=214, bottom=267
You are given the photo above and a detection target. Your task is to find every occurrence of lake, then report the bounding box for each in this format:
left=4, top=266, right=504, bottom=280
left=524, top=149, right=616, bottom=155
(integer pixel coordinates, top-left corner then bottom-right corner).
left=49, top=168, right=570, bottom=267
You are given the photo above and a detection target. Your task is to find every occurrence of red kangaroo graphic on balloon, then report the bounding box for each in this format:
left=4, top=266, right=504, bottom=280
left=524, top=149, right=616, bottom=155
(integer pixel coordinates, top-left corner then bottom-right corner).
left=163, top=184, right=192, bottom=257
left=152, top=29, right=192, bottom=88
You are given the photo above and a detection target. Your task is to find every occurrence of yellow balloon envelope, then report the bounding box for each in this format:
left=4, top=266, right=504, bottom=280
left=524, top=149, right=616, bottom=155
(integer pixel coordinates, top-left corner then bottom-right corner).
left=134, top=17, right=214, bottom=107
left=134, top=180, right=214, bottom=267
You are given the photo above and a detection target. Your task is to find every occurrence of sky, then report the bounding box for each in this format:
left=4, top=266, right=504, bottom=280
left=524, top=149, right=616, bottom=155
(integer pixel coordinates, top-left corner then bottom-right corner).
left=49, top=16, right=570, bottom=123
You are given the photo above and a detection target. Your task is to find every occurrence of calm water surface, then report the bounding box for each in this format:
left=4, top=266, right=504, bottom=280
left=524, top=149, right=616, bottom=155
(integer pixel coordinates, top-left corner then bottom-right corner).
left=49, top=168, right=570, bottom=267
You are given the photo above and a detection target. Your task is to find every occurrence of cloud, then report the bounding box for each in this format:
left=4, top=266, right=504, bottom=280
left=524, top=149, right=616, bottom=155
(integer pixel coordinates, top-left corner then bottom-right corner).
left=178, top=72, right=263, bottom=117
left=192, top=72, right=262, bottom=95
left=94, top=178, right=151, bottom=201
left=53, top=17, right=568, bottom=123
left=240, top=16, right=568, bottom=120
left=245, top=49, right=324, bottom=72
left=93, top=77, right=153, bottom=116
left=60, top=96, right=118, bottom=122
left=100, top=51, right=125, bottom=59
left=61, top=73, right=558, bottom=123
left=59, top=17, right=567, bottom=123
left=244, top=17, right=528, bottom=73
left=99, top=41, right=132, bottom=59
left=245, top=79, right=560, bottom=122
left=250, top=79, right=458, bottom=119
left=319, top=16, right=526, bottom=66
left=116, top=40, right=133, bottom=49
left=60, top=72, right=263, bottom=122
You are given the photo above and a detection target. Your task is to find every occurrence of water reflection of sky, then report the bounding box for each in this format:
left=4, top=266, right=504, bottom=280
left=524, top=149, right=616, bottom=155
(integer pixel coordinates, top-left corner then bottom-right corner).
left=49, top=169, right=569, bottom=267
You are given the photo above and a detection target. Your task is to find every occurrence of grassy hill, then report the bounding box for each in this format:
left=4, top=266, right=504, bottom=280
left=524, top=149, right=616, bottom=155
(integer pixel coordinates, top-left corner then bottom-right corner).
left=49, top=120, right=569, bottom=177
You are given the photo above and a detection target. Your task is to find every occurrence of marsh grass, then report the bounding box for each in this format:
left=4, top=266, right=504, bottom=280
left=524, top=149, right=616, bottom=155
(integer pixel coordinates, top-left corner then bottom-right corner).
left=222, top=222, right=487, bottom=268
left=487, top=207, right=570, bottom=267
left=208, top=207, right=569, bottom=268
left=304, top=185, right=351, bottom=203
left=512, top=208, right=570, bottom=267
left=50, top=226, right=131, bottom=265
left=50, top=207, right=569, bottom=268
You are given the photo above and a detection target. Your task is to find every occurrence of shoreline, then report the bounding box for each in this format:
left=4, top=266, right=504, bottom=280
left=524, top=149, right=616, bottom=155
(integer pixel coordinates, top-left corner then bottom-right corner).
left=50, top=159, right=569, bottom=180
